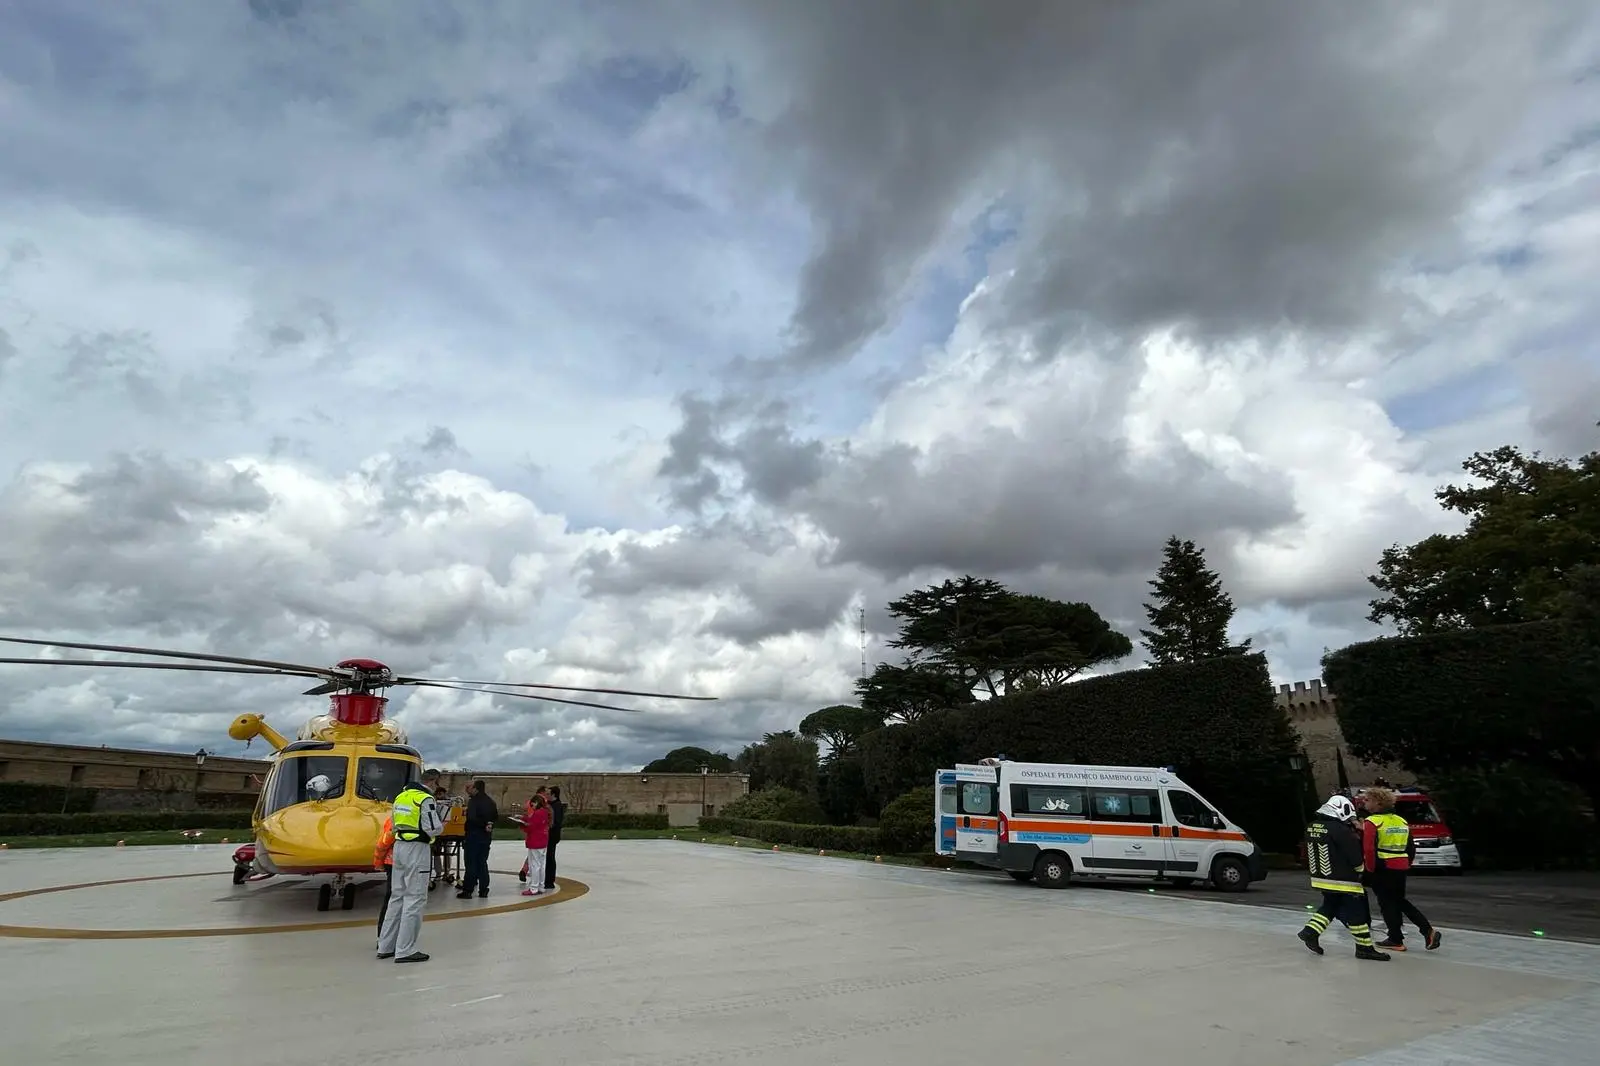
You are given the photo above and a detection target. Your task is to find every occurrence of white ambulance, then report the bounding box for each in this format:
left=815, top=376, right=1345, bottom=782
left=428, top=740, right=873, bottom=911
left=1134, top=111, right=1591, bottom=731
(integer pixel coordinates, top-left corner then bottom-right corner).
left=942, top=759, right=1267, bottom=891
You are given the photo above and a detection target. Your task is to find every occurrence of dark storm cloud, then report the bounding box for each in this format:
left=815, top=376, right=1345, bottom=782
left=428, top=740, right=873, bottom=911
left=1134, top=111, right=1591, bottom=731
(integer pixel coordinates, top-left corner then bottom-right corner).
left=657, top=395, right=826, bottom=510
left=652, top=373, right=1300, bottom=588
left=685, top=0, right=1563, bottom=367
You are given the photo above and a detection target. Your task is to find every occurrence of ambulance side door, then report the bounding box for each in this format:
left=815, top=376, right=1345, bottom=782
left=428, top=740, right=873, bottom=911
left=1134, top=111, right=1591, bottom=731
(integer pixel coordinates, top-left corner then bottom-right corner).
left=1086, top=786, right=1164, bottom=877
left=936, top=773, right=958, bottom=856
left=1161, top=788, right=1215, bottom=878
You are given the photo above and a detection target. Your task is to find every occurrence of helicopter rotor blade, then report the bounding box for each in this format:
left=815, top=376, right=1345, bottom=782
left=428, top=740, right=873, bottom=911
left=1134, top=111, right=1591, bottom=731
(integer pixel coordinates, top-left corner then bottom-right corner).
left=406, top=679, right=661, bottom=715
left=0, top=658, right=325, bottom=679
left=0, top=636, right=342, bottom=678
left=393, top=675, right=716, bottom=701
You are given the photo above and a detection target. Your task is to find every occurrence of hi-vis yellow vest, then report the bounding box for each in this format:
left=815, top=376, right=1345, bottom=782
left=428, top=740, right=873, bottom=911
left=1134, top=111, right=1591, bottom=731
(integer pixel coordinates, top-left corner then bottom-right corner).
left=392, top=786, right=433, bottom=842
left=1366, top=812, right=1410, bottom=864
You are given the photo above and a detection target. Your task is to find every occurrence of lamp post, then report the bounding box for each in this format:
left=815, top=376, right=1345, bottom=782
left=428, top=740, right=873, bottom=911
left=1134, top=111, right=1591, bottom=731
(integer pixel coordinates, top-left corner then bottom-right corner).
left=194, top=749, right=210, bottom=808
left=699, top=763, right=709, bottom=817
left=1288, top=752, right=1308, bottom=828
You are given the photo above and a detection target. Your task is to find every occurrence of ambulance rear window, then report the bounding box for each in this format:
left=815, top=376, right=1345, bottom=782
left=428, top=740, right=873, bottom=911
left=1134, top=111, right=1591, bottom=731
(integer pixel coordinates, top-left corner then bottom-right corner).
left=958, top=783, right=994, bottom=814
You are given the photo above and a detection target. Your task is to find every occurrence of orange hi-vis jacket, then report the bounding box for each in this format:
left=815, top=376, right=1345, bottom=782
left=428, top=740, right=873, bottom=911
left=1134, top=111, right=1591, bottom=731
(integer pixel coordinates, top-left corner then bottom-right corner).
left=374, top=815, right=396, bottom=869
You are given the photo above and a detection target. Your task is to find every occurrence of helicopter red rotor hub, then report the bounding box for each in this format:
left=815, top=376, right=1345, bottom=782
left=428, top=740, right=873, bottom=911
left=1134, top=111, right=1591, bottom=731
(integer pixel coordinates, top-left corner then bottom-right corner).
left=335, top=658, right=390, bottom=673
left=330, top=692, right=387, bottom=725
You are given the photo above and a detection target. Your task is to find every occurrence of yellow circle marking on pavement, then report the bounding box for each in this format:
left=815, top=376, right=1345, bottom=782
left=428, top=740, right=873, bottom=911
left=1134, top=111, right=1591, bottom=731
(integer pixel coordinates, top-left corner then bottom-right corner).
left=0, top=870, right=587, bottom=940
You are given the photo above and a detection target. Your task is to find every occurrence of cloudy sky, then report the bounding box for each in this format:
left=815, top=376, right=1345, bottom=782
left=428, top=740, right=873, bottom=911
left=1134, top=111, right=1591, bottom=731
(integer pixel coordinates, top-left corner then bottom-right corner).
left=1, top=1, right=1596, bottom=772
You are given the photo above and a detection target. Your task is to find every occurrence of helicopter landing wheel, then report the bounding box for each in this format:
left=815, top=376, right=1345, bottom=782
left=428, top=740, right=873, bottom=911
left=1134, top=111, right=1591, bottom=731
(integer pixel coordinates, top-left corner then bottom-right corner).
left=340, top=883, right=356, bottom=911
left=316, top=883, right=333, bottom=912
left=232, top=864, right=249, bottom=886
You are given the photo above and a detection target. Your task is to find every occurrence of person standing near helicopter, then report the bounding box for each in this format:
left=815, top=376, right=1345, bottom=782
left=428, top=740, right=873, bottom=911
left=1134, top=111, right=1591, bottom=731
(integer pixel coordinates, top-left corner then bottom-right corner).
left=378, top=768, right=444, bottom=963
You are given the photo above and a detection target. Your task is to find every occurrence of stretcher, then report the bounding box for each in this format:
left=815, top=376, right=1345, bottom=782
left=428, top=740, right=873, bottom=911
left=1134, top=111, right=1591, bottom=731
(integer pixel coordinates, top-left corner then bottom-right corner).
left=428, top=798, right=467, bottom=891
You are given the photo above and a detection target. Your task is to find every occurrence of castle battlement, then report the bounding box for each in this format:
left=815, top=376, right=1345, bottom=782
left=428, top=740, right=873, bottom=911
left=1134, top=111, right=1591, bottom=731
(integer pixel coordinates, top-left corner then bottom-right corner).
left=1274, top=677, right=1402, bottom=795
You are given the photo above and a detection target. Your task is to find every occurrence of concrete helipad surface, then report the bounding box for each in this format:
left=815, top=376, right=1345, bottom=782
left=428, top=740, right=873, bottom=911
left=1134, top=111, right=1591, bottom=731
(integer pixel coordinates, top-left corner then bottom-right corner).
left=2, top=842, right=1597, bottom=1065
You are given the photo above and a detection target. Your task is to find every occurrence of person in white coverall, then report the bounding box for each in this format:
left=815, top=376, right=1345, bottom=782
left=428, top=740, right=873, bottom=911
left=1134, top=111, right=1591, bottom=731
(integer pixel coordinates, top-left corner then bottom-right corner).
left=378, top=769, right=444, bottom=963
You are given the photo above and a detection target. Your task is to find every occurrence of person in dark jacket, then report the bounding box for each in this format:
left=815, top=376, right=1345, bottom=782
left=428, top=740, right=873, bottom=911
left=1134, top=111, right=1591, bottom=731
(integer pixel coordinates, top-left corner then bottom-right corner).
left=1298, top=794, right=1390, bottom=961
left=544, top=785, right=566, bottom=890
left=456, top=780, right=499, bottom=899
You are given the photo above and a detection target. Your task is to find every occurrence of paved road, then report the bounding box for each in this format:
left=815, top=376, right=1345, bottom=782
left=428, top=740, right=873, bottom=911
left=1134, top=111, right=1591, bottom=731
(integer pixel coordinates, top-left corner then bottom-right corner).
left=1072, top=868, right=1600, bottom=943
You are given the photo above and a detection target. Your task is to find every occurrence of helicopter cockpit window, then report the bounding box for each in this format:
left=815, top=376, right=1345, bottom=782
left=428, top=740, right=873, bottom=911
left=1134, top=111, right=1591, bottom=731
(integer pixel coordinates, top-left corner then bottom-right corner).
left=262, top=756, right=349, bottom=814
left=356, top=758, right=419, bottom=803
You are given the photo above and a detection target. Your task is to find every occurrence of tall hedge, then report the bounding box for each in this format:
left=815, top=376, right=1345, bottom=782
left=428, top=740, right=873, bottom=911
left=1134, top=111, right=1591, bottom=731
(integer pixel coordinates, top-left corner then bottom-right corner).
left=858, top=652, right=1306, bottom=849
left=0, top=782, right=97, bottom=814
left=1322, top=621, right=1600, bottom=815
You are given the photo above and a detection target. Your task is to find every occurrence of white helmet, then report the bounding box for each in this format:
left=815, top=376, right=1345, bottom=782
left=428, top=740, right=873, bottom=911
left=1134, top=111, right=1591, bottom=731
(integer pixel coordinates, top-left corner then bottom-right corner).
left=1316, top=795, right=1356, bottom=822
left=306, top=774, right=334, bottom=798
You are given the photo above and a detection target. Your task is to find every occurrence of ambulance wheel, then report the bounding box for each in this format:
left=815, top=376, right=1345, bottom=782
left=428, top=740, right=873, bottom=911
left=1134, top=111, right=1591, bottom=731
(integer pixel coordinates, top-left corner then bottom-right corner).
left=340, top=884, right=356, bottom=910
left=1210, top=855, right=1250, bottom=893
left=1008, top=871, right=1034, bottom=882
left=232, top=864, right=249, bottom=886
left=316, top=883, right=332, bottom=911
left=1033, top=852, right=1073, bottom=889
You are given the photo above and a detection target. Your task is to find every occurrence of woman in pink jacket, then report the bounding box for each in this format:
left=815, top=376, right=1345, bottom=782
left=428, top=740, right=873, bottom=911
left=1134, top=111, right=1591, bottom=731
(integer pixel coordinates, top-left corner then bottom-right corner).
left=515, top=794, right=552, bottom=896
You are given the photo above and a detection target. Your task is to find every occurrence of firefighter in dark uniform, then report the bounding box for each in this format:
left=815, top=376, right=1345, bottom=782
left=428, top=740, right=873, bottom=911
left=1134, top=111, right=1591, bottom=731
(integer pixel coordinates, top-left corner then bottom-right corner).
left=1297, top=794, right=1390, bottom=960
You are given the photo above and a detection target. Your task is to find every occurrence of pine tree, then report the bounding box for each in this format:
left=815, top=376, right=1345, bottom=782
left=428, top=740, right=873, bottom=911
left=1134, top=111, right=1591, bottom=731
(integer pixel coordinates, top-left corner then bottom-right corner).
left=1139, top=536, right=1252, bottom=665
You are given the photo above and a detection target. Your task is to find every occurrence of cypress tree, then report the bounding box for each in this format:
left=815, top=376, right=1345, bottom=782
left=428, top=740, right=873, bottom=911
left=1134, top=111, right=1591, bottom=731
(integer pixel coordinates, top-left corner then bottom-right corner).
left=1139, top=536, right=1252, bottom=665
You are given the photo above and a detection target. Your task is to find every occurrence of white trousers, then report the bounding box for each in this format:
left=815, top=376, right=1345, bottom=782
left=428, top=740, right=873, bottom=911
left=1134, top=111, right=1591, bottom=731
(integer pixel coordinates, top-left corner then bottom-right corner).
left=378, top=839, right=430, bottom=957
left=524, top=847, right=546, bottom=892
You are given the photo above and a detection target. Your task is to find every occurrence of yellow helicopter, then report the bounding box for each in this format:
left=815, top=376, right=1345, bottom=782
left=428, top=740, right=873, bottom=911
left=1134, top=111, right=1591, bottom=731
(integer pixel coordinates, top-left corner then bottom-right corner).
left=0, top=636, right=715, bottom=910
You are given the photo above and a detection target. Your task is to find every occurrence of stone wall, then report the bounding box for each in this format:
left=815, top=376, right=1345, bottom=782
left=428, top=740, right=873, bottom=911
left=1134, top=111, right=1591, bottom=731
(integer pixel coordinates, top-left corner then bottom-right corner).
left=0, top=738, right=748, bottom=818
left=1276, top=679, right=1405, bottom=798
left=0, top=738, right=267, bottom=810
left=434, top=770, right=749, bottom=820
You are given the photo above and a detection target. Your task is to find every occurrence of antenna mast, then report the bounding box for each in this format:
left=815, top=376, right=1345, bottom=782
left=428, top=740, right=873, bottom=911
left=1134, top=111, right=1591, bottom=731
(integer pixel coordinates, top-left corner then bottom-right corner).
left=858, top=606, right=867, bottom=679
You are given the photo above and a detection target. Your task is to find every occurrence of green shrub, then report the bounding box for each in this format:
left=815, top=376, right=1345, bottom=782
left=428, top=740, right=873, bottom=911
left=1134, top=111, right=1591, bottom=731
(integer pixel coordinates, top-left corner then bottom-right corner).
left=1324, top=622, right=1600, bottom=809
left=719, top=787, right=829, bottom=825
left=699, top=816, right=882, bottom=853
left=493, top=812, right=668, bottom=835
left=560, top=812, right=668, bottom=831
left=1423, top=763, right=1598, bottom=871
left=877, top=787, right=936, bottom=854
left=857, top=652, right=1305, bottom=850
left=0, top=810, right=255, bottom=836
left=0, top=782, right=98, bottom=814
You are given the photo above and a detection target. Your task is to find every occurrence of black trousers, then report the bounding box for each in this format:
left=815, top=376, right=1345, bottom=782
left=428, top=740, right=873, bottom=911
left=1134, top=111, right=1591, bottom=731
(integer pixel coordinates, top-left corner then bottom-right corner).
left=1304, top=890, right=1376, bottom=947
left=1370, top=868, right=1432, bottom=943
left=544, top=831, right=561, bottom=889
left=461, top=832, right=492, bottom=894
left=376, top=864, right=392, bottom=942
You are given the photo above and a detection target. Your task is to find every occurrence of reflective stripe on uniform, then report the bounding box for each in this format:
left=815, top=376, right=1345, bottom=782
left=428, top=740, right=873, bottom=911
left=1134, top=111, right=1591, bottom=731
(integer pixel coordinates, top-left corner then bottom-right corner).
left=1310, top=877, right=1364, bottom=894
